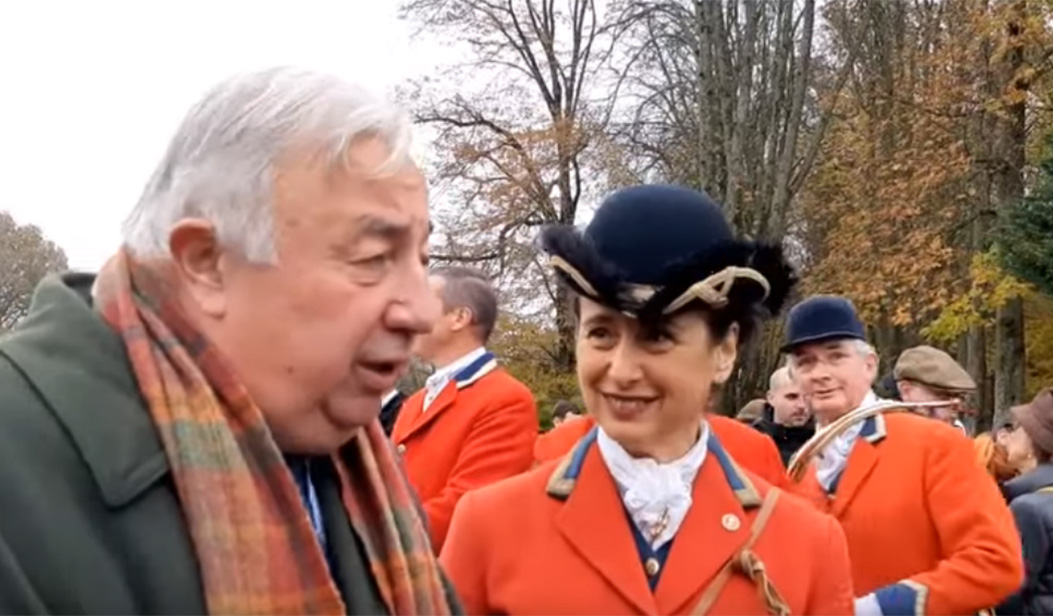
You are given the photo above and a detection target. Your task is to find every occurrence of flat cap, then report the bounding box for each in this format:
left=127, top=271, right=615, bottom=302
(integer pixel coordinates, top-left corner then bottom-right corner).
left=1012, top=388, right=1053, bottom=456
left=894, top=345, right=976, bottom=393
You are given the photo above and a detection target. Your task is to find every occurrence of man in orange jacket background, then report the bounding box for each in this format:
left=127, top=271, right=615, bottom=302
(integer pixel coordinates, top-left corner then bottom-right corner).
left=783, top=294, right=1022, bottom=615
left=392, top=267, right=538, bottom=552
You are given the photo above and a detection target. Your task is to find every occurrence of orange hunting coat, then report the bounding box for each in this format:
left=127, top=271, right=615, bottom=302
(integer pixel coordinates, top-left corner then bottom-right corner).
left=534, top=414, right=788, bottom=489
left=790, top=411, right=1023, bottom=615
left=442, top=427, right=854, bottom=615
left=391, top=352, right=538, bottom=552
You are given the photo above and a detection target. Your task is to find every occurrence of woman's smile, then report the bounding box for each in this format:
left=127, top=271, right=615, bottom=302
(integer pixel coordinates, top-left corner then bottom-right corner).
left=601, top=393, right=660, bottom=420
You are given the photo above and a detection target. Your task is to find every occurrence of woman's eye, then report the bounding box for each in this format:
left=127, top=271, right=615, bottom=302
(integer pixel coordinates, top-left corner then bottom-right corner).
left=642, top=328, right=674, bottom=345
left=586, top=327, right=611, bottom=340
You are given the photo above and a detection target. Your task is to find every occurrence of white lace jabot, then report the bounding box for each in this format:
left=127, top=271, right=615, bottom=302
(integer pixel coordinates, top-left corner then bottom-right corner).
left=815, top=390, right=882, bottom=491
left=597, top=421, right=709, bottom=550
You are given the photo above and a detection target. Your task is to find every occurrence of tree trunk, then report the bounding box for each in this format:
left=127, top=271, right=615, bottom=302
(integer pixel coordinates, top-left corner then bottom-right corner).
left=554, top=283, right=576, bottom=374
left=995, top=298, right=1026, bottom=411
left=769, top=0, right=815, bottom=240
left=967, top=325, right=990, bottom=429
left=992, top=0, right=1028, bottom=411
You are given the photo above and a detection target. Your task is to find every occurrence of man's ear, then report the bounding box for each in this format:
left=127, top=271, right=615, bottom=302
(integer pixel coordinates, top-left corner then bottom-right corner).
left=864, top=352, right=880, bottom=382
left=168, top=218, right=227, bottom=317
left=448, top=306, right=475, bottom=333
left=712, top=323, right=740, bottom=385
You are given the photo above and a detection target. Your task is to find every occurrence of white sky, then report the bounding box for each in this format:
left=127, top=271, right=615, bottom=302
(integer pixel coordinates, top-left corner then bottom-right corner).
left=0, top=1, right=451, bottom=271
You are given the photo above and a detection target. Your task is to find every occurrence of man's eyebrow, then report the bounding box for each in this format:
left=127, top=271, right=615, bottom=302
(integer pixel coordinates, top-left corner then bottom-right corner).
left=350, top=214, right=411, bottom=241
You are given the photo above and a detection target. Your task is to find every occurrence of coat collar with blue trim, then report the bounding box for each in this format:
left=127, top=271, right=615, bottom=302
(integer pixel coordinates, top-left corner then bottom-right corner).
left=393, top=351, right=501, bottom=443
left=452, top=350, right=497, bottom=389
left=859, top=412, right=888, bottom=444
left=545, top=421, right=767, bottom=615
left=546, top=424, right=762, bottom=509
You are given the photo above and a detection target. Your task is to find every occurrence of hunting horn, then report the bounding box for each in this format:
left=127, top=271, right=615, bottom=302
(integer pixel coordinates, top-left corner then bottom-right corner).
left=786, top=399, right=959, bottom=483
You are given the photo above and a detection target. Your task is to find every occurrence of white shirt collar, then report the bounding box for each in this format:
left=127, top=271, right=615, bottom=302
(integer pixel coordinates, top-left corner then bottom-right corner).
left=381, top=390, right=400, bottom=408
left=816, top=390, right=882, bottom=491
left=422, top=347, right=487, bottom=411
left=597, top=421, right=709, bottom=550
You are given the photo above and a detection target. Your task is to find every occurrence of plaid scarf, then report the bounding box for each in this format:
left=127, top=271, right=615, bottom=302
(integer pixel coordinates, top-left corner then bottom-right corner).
left=94, top=249, right=452, bottom=616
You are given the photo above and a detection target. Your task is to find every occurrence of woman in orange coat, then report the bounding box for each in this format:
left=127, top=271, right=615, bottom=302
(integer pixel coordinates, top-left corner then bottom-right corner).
left=440, top=185, right=854, bottom=615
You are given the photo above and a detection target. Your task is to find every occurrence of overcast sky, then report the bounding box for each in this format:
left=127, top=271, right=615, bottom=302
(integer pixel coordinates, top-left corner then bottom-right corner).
left=0, top=1, right=450, bottom=271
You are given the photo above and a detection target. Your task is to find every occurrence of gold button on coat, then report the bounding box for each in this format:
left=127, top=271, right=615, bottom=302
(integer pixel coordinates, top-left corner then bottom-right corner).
left=644, top=558, right=660, bottom=577
left=396, top=444, right=407, bottom=455
left=721, top=513, right=741, bottom=531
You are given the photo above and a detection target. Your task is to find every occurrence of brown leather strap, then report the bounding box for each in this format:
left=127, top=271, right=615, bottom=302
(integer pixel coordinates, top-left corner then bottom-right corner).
left=691, top=488, right=785, bottom=616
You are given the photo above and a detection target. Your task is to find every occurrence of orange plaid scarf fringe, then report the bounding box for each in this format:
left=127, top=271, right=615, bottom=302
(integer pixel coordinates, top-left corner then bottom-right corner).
left=94, top=250, right=451, bottom=616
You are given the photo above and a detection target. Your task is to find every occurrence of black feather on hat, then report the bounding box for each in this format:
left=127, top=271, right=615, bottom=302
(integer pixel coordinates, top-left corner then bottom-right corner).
left=537, top=184, right=796, bottom=328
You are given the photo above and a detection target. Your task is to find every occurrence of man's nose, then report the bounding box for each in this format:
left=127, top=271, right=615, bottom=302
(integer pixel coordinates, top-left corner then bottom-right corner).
left=808, top=362, right=832, bottom=384
left=386, top=263, right=442, bottom=334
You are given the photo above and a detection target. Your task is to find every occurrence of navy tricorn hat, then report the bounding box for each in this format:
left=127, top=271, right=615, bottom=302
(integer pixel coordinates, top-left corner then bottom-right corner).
left=537, top=184, right=795, bottom=323
left=781, top=295, right=866, bottom=352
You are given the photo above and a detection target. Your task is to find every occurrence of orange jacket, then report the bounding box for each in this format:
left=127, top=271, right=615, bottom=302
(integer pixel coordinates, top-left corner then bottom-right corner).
left=789, top=411, right=1023, bottom=615
left=442, top=428, right=854, bottom=615
left=391, top=353, right=537, bottom=552
left=534, top=414, right=787, bottom=488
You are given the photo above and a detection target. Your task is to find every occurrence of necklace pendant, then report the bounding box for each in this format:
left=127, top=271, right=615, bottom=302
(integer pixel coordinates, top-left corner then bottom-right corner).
left=648, top=508, right=671, bottom=542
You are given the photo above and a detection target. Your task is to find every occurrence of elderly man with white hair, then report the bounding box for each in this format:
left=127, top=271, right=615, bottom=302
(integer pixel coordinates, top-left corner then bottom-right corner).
left=783, top=295, right=1021, bottom=616
left=0, top=68, right=460, bottom=615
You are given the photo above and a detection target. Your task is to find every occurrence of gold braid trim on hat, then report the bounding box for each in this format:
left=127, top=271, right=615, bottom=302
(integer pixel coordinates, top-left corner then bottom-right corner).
left=549, top=256, right=770, bottom=314
left=663, top=266, right=770, bottom=313
left=786, top=400, right=960, bottom=483
left=549, top=256, right=602, bottom=298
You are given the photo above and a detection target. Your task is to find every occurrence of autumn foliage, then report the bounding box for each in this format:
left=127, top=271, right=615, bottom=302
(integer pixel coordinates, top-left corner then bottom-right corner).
left=404, top=0, right=1053, bottom=418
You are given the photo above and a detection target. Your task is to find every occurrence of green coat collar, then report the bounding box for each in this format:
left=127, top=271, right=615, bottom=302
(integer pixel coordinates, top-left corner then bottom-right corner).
left=0, top=273, right=167, bottom=507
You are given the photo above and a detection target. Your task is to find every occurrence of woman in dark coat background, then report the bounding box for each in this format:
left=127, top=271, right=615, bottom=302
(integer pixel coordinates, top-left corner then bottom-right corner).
left=998, top=388, right=1053, bottom=615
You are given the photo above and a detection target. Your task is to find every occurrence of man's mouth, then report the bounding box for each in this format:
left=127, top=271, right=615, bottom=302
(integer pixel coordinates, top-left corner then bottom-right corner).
left=355, top=359, right=408, bottom=392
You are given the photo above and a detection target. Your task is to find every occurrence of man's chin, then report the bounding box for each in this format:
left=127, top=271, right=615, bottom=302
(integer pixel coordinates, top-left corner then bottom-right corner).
left=324, top=395, right=382, bottom=430
left=271, top=423, right=360, bottom=455
left=811, top=399, right=851, bottom=422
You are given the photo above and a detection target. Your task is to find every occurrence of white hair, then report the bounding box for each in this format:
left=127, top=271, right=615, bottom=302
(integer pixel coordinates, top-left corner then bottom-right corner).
left=122, top=67, right=414, bottom=263
left=851, top=339, right=878, bottom=359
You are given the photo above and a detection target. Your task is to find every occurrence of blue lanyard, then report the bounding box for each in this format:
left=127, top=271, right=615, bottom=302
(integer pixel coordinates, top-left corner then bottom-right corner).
left=288, top=457, right=327, bottom=551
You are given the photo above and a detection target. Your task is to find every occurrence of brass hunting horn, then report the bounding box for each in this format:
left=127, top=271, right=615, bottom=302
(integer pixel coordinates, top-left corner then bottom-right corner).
left=786, top=400, right=958, bottom=483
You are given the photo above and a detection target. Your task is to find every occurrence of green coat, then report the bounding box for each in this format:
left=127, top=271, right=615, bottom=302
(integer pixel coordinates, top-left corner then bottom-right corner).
left=0, top=274, right=461, bottom=615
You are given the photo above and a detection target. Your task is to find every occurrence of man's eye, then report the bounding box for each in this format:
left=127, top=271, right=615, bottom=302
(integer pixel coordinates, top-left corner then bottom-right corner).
left=352, top=253, right=393, bottom=272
